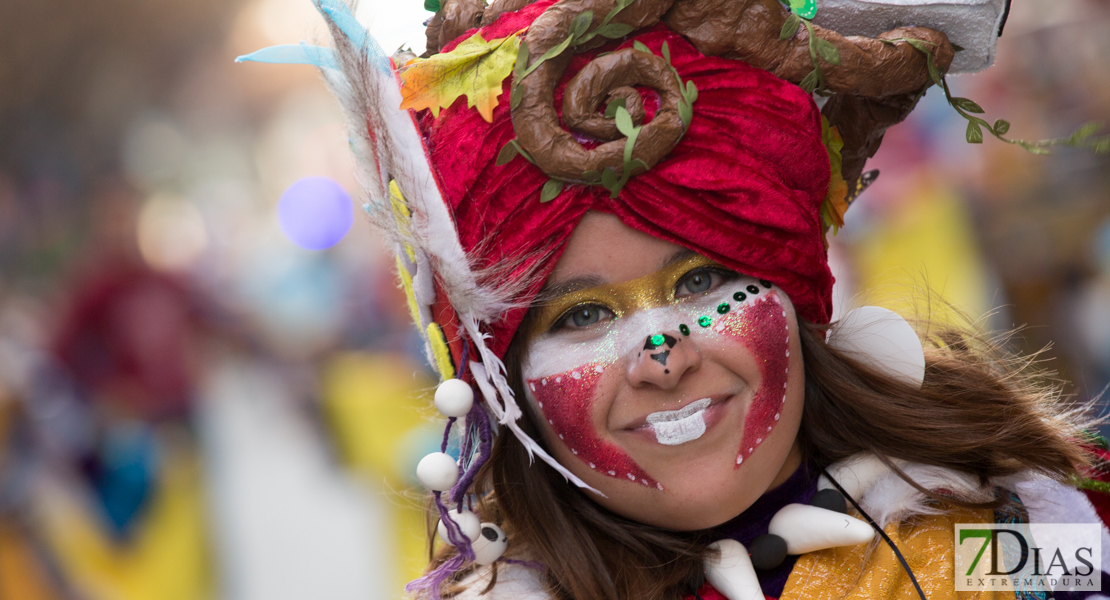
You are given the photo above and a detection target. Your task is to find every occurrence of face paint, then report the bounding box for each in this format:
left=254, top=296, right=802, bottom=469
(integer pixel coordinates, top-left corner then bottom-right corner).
left=524, top=262, right=790, bottom=486
left=711, top=290, right=789, bottom=466
left=647, top=398, right=712, bottom=445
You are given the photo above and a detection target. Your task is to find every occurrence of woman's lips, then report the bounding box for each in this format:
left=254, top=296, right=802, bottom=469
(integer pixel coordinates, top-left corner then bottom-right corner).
left=622, top=395, right=732, bottom=446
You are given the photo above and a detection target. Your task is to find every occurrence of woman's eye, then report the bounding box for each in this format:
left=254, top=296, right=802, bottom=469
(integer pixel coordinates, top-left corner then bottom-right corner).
left=676, top=268, right=736, bottom=297
left=557, top=304, right=613, bottom=330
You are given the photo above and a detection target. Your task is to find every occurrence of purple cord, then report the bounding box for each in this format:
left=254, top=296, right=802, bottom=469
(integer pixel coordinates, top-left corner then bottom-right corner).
left=406, top=339, right=508, bottom=599
left=502, top=558, right=547, bottom=571
left=452, top=399, right=492, bottom=506
left=404, top=553, right=468, bottom=600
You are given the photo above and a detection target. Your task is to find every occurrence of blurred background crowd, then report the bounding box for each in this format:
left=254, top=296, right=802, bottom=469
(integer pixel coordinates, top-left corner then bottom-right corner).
left=0, top=0, right=1107, bottom=598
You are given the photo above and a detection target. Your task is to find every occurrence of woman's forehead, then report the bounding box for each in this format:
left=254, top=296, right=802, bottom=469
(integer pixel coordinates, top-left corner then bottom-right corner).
left=545, top=212, right=699, bottom=292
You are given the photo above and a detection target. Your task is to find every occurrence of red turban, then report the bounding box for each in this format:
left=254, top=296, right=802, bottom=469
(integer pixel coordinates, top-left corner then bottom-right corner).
left=421, top=2, right=833, bottom=358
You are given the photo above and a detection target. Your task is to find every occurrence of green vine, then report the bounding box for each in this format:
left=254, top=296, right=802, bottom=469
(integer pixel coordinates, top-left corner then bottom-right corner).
left=779, top=12, right=841, bottom=94
left=887, top=37, right=1110, bottom=155
left=498, top=38, right=698, bottom=202
left=510, top=0, right=639, bottom=110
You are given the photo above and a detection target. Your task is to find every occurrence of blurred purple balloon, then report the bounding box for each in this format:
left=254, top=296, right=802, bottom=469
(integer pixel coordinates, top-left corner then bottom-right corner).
left=278, top=176, right=353, bottom=250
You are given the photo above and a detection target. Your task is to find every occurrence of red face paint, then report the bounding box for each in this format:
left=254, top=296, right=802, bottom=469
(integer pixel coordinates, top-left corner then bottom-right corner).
left=712, top=292, right=790, bottom=466
left=527, top=365, right=659, bottom=488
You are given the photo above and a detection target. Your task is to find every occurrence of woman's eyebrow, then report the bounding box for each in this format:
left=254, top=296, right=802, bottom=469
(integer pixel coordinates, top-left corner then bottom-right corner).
left=539, top=276, right=606, bottom=301
left=661, top=249, right=697, bottom=270
left=540, top=250, right=699, bottom=301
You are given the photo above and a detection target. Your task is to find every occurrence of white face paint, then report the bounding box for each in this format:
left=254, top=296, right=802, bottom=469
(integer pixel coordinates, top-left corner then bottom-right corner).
left=646, top=397, right=712, bottom=445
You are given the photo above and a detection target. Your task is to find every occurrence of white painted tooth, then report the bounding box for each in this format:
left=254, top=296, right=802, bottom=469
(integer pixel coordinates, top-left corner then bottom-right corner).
left=817, top=453, right=903, bottom=498
left=768, top=503, right=874, bottom=554
left=704, top=540, right=764, bottom=600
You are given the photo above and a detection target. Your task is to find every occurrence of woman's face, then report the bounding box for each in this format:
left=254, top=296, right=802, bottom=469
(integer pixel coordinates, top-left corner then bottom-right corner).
left=521, top=212, right=805, bottom=530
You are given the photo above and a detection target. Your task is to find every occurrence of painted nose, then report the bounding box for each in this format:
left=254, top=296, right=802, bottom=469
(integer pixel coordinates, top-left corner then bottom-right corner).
left=626, top=331, right=700, bottom=389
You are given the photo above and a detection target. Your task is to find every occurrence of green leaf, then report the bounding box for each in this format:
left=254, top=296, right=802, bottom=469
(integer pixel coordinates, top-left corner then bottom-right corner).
left=952, top=97, right=985, bottom=114
left=604, top=97, right=627, bottom=118
left=424, top=0, right=441, bottom=13
left=1071, top=122, right=1104, bottom=142
left=678, top=100, right=692, bottom=128
left=966, top=120, right=983, bottom=144
left=780, top=14, right=801, bottom=41
left=623, top=124, right=641, bottom=165
left=595, top=23, right=635, bottom=38
left=630, top=159, right=648, bottom=171
left=514, top=40, right=529, bottom=78
left=614, top=105, right=634, bottom=136
left=525, top=33, right=574, bottom=79
left=510, top=84, right=523, bottom=109
left=661, top=41, right=671, bottom=63
left=540, top=178, right=565, bottom=203
left=571, top=11, right=594, bottom=40
left=926, top=55, right=942, bottom=87
left=799, top=70, right=818, bottom=94
left=685, top=80, right=698, bottom=103
left=993, top=119, right=1010, bottom=135
left=601, top=167, right=619, bottom=191
left=582, top=170, right=601, bottom=182
left=1092, top=139, right=1110, bottom=154
left=633, top=41, right=651, bottom=54
left=951, top=43, right=965, bottom=52
left=495, top=141, right=518, bottom=165
left=814, top=38, right=841, bottom=65
left=508, top=139, right=534, bottom=164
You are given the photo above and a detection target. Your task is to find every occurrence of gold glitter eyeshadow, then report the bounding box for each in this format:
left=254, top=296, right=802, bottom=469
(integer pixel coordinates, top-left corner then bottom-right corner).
left=527, top=254, right=723, bottom=338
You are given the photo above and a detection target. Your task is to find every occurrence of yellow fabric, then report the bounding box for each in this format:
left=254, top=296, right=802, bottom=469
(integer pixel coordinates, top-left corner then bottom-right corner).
left=853, top=173, right=990, bottom=326
left=781, top=507, right=1011, bottom=600
left=389, top=180, right=417, bottom=263
left=398, top=254, right=426, bottom=331
left=427, top=322, right=456, bottom=380
left=37, top=451, right=211, bottom=600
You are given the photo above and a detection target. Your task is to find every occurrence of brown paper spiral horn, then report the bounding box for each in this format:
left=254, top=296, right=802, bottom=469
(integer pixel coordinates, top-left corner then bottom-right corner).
left=423, top=0, right=954, bottom=191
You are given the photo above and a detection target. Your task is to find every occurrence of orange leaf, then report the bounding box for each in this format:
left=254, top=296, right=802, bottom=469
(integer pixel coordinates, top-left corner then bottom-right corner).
left=399, top=31, right=522, bottom=122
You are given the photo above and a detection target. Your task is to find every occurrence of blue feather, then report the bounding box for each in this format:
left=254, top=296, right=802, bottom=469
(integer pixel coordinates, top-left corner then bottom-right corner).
left=235, top=43, right=340, bottom=70
left=313, top=0, right=390, bottom=73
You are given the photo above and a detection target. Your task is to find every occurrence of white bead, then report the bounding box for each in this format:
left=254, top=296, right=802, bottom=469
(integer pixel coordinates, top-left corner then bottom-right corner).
left=435, top=379, right=474, bottom=417
left=472, top=523, right=508, bottom=565
left=416, top=452, right=458, bottom=491
left=704, top=539, right=763, bottom=600
left=437, top=509, right=480, bottom=545
left=768, top=503, right=874, bottom=554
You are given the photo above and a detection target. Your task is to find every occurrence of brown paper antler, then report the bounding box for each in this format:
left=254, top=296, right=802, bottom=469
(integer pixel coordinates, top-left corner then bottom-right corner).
left=423, top=0, right=954, bottom=188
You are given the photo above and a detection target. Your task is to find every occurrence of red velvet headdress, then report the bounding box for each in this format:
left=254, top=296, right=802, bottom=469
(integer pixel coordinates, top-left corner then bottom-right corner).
left=424, top=8, right=834, bottom=359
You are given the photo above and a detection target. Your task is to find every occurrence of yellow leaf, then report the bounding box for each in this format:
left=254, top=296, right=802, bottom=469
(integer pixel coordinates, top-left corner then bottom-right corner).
left=399, top=31, right=522, bottom=123
left=821, top=116, right=850, bottom=231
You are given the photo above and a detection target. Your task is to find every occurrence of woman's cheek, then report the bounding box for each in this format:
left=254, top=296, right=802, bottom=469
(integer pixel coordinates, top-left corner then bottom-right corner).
left=710, top=290, right=790, bottom=466
left=525, top=363, right=660, bottom=488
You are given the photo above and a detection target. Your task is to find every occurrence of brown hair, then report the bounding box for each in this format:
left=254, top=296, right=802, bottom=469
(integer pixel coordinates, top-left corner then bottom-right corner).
left=431, top=318, right=1097, bottom=600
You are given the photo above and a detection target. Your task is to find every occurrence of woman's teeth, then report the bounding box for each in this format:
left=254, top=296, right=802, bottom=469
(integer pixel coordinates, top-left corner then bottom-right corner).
left=646, top=398, right=712, bottom=445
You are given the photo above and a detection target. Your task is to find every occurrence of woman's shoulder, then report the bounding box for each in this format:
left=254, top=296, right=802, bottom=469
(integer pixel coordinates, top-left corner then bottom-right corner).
left=450, top=561, right=552, bottom=600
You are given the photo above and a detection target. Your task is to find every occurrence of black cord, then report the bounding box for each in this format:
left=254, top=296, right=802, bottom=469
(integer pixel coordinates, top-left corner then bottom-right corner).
left=818, top=466, right=928, bottom=600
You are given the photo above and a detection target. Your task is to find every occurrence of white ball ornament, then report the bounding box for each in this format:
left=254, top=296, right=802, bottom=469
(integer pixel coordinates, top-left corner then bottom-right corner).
left=472, top=523, right=508, bottom=566
left=437, top=509, right=481, bottom=545
left=435, top=378, right=474, bottom=417
left=416, top=452, right=459, bottom=491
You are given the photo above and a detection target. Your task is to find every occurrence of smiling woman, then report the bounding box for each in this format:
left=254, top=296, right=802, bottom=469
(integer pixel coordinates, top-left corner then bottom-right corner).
left=243, top=0, right=1110, bottom=598
left=516, top=214, right=805, bottom=530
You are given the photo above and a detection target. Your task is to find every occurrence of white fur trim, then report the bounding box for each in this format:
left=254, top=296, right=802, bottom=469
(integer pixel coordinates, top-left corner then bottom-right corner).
left=451, top=562, right=551, bottom=600
left=1014, top=476, right=1110, bottom=576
